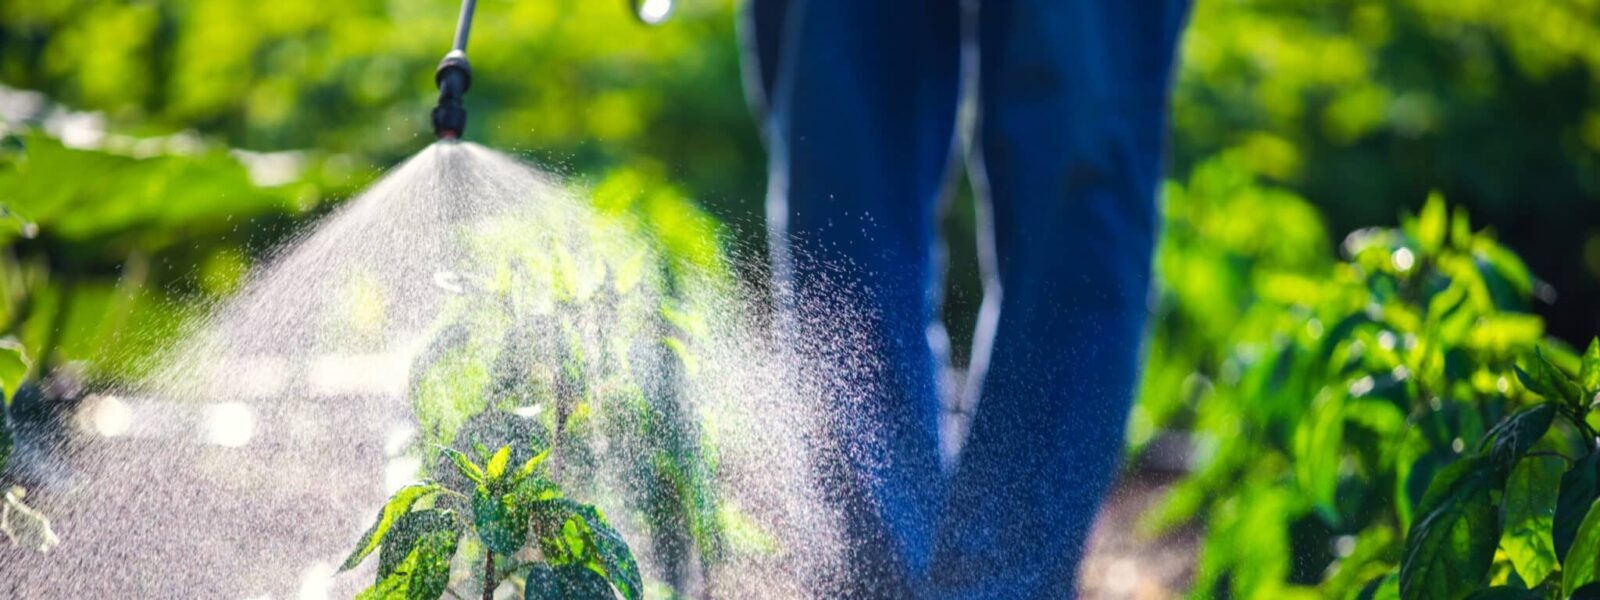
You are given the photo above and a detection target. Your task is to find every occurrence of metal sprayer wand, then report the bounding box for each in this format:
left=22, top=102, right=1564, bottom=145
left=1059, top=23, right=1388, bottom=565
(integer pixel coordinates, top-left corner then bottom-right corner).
left=432, top=0, right=476, bottom=140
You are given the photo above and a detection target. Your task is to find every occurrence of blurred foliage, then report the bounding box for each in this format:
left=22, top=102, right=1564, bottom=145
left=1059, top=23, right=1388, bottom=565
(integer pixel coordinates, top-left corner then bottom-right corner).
left=1171, top=0, right=1600, bottom=342
left=1134, top=157, right=1596, bottom=599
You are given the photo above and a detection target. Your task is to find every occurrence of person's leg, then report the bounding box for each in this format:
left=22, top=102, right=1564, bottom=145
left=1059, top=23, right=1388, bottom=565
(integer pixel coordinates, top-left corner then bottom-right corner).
left=746, top=0, right=962, bottom=595
left=928, top=0, right=1190, bottom=598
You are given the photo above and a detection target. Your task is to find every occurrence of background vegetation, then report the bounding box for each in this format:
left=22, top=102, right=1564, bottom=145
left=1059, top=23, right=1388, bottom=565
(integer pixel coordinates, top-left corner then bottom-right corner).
left=2, top=0, right=1599, bottom=597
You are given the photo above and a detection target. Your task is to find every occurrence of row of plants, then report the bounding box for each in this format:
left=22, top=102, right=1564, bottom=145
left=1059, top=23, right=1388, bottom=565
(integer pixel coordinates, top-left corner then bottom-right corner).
left=1134, top=156, right=1598, bottom=599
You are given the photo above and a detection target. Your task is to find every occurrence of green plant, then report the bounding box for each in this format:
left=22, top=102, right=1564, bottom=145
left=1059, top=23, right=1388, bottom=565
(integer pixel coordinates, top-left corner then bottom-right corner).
left=341, top=440, right=641, bottom=600
left=1367, top=343, right=1600, bottom=599
left=1134, top=160, right=1582, bottom=599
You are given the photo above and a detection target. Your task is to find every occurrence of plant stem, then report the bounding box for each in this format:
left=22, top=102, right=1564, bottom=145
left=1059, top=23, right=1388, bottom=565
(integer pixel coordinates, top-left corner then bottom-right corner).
left=482, top=552, right=495, bottom=600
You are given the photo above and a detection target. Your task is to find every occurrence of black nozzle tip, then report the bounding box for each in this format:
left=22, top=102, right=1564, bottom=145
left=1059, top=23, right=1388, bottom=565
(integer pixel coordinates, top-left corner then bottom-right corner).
left=432, top=52, right=472, bottom=140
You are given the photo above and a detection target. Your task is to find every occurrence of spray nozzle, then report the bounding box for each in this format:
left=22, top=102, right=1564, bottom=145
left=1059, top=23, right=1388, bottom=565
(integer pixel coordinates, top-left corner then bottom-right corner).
left=431, top=0, right=477, bottom=140
left=433, top=51, right=471, bottom=140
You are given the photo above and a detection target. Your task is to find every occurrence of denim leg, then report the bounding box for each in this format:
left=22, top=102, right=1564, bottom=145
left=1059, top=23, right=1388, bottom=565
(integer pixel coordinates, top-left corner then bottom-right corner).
left=927, top=0, right=1190, bottom=598
left=752, top=0, right=962, bottom=596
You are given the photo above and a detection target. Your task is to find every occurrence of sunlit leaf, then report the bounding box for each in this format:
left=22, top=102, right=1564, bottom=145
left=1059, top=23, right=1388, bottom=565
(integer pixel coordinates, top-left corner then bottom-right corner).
left=1562, top=499, right=1600, bottom=597
left=0, top=339, right=28, bottom=407
left=485, top=444, right=512, bottom=481
left=1581, top=338, right=1600, bottom=398
left=442, top=448, right=485, bottom=487
left=355, top=514, right=459, bottom=600
left=1498, top=455, right=1561, bottom=584
left=341, top=483, right=442, bottom=572
left=377, top=510, right=458, bottom=579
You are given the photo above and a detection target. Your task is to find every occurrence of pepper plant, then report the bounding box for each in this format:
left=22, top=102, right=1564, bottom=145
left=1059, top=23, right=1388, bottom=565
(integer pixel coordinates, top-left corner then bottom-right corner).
left=1133, top=159, right=1595, bottom=599
left=341, top=440, right=641, bottom=600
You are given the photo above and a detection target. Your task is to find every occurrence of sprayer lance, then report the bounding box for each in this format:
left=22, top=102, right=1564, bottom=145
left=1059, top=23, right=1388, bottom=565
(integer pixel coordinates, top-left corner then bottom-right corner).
left=432, top=0, right=476, bottom=139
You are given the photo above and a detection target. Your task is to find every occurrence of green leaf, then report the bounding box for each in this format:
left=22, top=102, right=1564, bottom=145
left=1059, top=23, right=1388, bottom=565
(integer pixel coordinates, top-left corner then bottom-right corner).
left=550, top=563, right=616, bottom=599
left=1418, top=191, right=1448, bottom=254
left=1295, top=392, right=1345, bottom=522
left=571, top=505, right=642, bottom=600
left=1556, top=452, right=1600, bottom=561
left=1564, top=499, right=1600, bottom=596
left=1498, top=455, right=1562, bottom=585
left=1357, top=571, right=1400, bottom=600
left=561, top=564, right=617, bottom=599
left=1400, top=459, right=1499, bottom=600
left=443, top=447, right=486, bottom=486
left=0, top=339, right=29, bottom=407
left=472, top=486, right=527, bottom=555
left=524, top=564, right=562, bottom=600
left=355, top=516, right=459, bottom=600
left=342, top=483, right=442, bottom=571
left=1516, top=348, right=1583, bottom=408
left=512, top=447, right=553, bottom=485
left=378, top=510, right=458, bottom=579
left=1483, top=403, right=1556, bottom=471
left=1581, top=338, right=1600, bottom=398
left=485, top=444, right=512, bottom=481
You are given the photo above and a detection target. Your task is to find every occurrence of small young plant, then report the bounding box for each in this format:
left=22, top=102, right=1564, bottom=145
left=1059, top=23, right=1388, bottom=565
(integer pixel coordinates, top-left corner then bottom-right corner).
left=341, top=442, right=641, bottom=600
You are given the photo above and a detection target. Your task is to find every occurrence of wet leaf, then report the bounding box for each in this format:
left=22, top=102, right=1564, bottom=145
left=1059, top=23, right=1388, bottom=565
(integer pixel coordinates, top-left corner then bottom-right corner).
left=378, top=510, right=458, bottom=579
left=472, top=486, right=527, bottom=555
left=443, top=447, right=485, bottom=486
left=342, top=483, right=442, bottom=571
left=355, top=515, right=459, bottom=600
left=485, top=444, right=512, bottom=481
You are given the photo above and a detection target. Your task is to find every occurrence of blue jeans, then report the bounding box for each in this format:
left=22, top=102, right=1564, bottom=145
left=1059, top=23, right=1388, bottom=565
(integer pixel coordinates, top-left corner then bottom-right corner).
left=746, top=0, right=1189, bottom=597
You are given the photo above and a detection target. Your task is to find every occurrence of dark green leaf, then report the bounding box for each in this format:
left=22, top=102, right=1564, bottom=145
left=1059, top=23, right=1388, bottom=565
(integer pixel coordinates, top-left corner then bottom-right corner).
left=378, top=510, right=458, bottom=579
left=1483, top=404, right=1556, bottom=472
left=354, top=521, right=459, bottom=600
left=1516, top=348, right=1583, bottom=408
left=552, top=563, right=616, bottom=599
left=571, top=505, right=642, bottom=600
left=1418, top=457, right=1495, bottom=520
left=1400, top=460, right=1499, bottom=600
left=472, top=486, right=527, bottom=555
left=1557, top=452, right=1600, bottom=561
left=524, top=564, right=561, bottom=600
left=1564, top=499, right=1600, bottom=596
left=1461, top=587, right=1539, bottom=600
left=1499, top=455, right=1562, bottom=584
left=342, top=483, right=442, bottom=571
